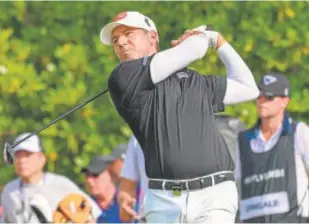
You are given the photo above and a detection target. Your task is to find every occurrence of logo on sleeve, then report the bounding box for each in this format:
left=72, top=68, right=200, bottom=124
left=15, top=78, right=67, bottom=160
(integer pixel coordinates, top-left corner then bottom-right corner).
left=176, top=72, right=189, bottom=79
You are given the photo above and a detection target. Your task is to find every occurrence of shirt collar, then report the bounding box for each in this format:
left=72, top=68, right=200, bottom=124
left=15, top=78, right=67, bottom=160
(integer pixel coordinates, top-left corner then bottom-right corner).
left=256, top=124, right=283, bottom=142
left=247, top=111, right=292, bottom=141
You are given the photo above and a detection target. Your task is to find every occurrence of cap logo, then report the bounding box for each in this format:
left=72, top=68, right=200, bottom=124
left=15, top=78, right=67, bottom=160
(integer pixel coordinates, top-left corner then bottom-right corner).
left=113, top=12, right=127, bottom=22
left=144, top=17, right=151, bottom=27
left=263, top=75, right=277, bottom=85
left=284, top=88, right=289, bottom=96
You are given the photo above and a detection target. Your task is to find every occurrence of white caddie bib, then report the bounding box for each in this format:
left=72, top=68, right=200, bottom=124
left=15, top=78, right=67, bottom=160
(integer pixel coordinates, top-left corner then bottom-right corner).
left=240, top=191, right=290, bottom=220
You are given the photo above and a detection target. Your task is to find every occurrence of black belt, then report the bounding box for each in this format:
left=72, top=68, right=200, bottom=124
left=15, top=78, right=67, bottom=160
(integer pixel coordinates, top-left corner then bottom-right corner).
left=148, top=172, right=234, bottom=191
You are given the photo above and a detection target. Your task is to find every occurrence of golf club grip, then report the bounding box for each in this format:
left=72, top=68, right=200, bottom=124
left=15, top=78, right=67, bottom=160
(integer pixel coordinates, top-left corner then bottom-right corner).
left=11, top=88, right=109, bottom=148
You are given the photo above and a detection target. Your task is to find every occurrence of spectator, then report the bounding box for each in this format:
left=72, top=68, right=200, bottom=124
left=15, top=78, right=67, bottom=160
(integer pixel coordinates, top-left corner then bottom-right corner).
left=82, top=156, right=125, bottom=223
left=215, top=115, right=246, bottom=163
left=0, top=206, right=2, bottom=222
left=109, top=144, right=128, bottom=184
left=0, top=190, right=3, bottom=221
left=118, top=136, right=147, bottom=222
left=236, top=73, right=309, bottom=222
left=0, top=133, right=101, bottom=223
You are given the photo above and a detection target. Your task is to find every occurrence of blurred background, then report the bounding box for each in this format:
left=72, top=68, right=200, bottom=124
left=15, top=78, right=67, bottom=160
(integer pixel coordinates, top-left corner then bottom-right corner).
left=0, top=1, right=308, bottom=190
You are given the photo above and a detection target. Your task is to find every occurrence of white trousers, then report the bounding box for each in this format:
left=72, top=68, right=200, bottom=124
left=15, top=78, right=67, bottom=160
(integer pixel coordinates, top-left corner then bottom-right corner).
left=142, top=180, right=238, bottom=223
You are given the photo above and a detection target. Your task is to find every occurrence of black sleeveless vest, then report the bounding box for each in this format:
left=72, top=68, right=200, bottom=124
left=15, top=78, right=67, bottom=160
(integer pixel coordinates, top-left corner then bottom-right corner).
left=238, top=113, right=305, bottom=223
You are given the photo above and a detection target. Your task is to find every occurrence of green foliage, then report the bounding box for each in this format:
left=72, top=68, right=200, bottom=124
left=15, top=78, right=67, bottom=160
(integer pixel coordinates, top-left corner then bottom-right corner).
left=0, top=2, right=309, bottom=188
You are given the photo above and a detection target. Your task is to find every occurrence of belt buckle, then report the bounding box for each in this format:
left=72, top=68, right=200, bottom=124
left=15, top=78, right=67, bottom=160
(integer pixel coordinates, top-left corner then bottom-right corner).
left=172, top=182, right=182, bottom=197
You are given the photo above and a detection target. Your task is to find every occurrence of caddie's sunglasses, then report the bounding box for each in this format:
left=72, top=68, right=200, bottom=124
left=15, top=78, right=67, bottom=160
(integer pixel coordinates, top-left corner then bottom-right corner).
left=258, top=92, right=281, bottom=101
left=86, top=171, right=100, bottom=177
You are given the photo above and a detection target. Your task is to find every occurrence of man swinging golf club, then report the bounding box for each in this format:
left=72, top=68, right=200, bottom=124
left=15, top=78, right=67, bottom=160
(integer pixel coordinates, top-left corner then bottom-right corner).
left=101, top=11, right=259, bottom=223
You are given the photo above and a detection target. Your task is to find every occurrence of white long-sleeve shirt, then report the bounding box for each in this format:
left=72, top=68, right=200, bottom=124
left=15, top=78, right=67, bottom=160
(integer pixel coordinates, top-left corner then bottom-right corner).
left=150, top=35, right=259, bottom=104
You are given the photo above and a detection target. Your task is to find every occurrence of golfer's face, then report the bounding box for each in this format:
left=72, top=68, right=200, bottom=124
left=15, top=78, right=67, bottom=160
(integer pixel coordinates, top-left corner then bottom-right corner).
left=111, top=26, right=152, bottom=61
left=14, top=150, right=44, bottom=178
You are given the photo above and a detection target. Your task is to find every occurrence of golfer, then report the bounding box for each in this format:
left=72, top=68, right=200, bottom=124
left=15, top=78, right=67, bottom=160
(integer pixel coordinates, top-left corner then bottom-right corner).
left=100, top=11, right=259, bottom=223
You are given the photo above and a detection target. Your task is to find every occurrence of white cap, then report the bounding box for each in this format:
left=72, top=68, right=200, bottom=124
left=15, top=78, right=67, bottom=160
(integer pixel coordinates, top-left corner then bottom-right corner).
left=100, top=11, right=158, bottom=45
left=13, top=133, right=43, bottom=153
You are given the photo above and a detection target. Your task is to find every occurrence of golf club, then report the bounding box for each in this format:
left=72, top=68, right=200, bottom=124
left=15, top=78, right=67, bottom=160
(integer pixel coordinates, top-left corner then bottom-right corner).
left=3, top=88, right=109, bottom=164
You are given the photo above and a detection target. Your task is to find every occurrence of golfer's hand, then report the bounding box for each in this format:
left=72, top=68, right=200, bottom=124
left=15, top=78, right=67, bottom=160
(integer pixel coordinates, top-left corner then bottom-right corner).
left=118, top=191, right=140, bottom=222
left=171, top=29, right=202, bottom=47
left=171, top=25, right=226, bottom=49
left=194, top=25, right=226, bottom=49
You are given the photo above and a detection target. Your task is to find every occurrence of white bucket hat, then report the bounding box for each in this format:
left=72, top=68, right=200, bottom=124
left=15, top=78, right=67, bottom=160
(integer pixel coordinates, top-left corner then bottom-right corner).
left=100, top=11, right=158, bottom=45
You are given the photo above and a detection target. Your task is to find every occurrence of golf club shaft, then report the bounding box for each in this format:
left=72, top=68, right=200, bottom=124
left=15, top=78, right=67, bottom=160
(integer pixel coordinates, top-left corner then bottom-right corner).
left=11, top=88, right=109, bottom=148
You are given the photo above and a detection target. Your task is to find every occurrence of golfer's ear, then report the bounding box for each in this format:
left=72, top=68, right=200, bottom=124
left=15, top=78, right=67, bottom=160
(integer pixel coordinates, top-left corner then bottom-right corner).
left=149, top=30, right=158, bottom=45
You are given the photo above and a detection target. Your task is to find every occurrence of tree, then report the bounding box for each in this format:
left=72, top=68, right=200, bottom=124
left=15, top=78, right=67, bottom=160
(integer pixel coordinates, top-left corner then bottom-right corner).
left=0, top=1, right=308, bottom=188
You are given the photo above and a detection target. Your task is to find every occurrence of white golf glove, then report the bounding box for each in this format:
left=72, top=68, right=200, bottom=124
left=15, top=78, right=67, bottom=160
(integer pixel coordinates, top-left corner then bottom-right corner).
left=193, top=25, right=219, bottom=48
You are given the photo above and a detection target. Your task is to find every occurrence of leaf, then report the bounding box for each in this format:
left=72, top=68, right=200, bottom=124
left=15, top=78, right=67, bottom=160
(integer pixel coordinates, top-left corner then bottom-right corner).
left=284, top=7, right=295, bottom=18
left=1, top=1, right=309, bottom=188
